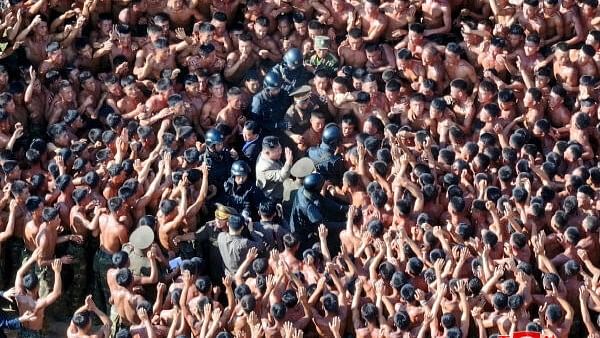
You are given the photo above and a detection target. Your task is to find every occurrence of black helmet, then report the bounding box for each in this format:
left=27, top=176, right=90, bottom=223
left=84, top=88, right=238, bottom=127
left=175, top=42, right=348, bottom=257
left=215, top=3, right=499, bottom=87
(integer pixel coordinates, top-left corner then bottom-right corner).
left=283, top=48, right=303, bottom=70
left=303, top=173, right=324, bottom=193
left=322, top=123, right=342, bottom=148
left=231, top=160, right=250, bottom=177
left=263, top=71, right=283, bottom=88
left=205, top=128, right=224, bottom=146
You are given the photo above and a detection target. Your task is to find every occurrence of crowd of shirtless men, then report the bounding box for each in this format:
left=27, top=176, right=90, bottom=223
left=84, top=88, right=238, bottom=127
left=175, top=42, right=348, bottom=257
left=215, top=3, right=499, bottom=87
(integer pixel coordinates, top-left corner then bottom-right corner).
left=0, top=0, right=600, bottom=336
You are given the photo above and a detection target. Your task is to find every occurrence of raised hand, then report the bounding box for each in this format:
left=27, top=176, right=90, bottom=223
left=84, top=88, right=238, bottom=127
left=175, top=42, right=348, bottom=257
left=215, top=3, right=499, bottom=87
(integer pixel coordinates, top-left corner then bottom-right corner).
left=182, top=269, right=192, bottom=286
left=222, top=274, right=233, bottom=288
left=283, top=322, right=294, bottom=338
left=137, top=307, right=149, bottom=321
left=18, top=311, right=35, bottom=323
left=53, top=258, right=65, bottom=270
left=577, top=249, right=589, bottom=261
left=579, top=286, right=589, bottom=300
left=328, top=316, right=341, bottom=336
left=318, top=224, right=328, bottom=239
left=84, top=295, right=95, bottom=310
left=211, top=307, right=222, bottom=322
left=493, top=265, right=505, bottom=278
left=157, top=282, right=166, bottom=294
left=297, top=286, right=307, bottom=301
left=246, top=247, right=259, bottom=261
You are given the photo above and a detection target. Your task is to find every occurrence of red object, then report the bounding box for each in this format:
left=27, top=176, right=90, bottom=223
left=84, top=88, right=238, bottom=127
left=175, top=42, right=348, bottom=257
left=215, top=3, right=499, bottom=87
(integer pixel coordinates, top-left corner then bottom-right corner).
left=512, top=332, right=541, bottom=338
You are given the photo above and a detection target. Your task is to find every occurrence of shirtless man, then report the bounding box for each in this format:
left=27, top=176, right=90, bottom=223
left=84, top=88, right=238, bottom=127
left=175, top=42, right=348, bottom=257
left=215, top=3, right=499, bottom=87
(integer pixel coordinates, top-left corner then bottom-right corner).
left=23, top=197, right=44, bottom=257
left=67, top=296, right=111, bottom=338
left=511, top=0, right=546, bottom=36
left=200, top=75, right=228, bottom=129
left=422, top=46, right=448, bottom=94
left=541, top=0, right=564, bottom=48
left=338, top=29, right=368, bottom=68
left=350, top=0, right=387, bottom=43
left=550, top=43, right=580, bottom=92
left=522, top=87, right=546, bottom=128
left=324, top=0, right=355, bottom=36
left=70, top=188, right=103, bottom=239
left=547, top=85, right=571, bottom=127
left=421, top=0, right=452, bottom=37
left=560, top=0, right=585, bottom=46
left=207, top=0, right=241, bottom=22
left=216, top=87, right=245, bottom=142
left=447, top=79, right=476, bottom=134
left=428, top=98, right=456, bottom=146
left=381, top=0, right=416, bottom=43
left=477, top=37, right=511, bottom=79
left=117, top=76, right=146, bottom=119
left=47, top=82, right=78, bottom=125
left=16, top=15, right=48, bottom=67
left=15, top=254, right=62, bottom=338
left=396, top=48, right=426, bottom=83
left=23, top=68, right=48, bottom=133
left=365, top=44, right=395, bottom=75
left=69, top=189, right=103, bottom=306
left=488, top=0, right=516, bottom=26
left=38, top=42, right=66, bottom=77
left=199, top=45, right=228, bottom=75
left=35, top=207, right=80, bottom=270
left=165, top=0, right=204, bottom=28
left=94, top=197, right=129, bottom=312
left=252, top=17, right=282, bottom=62
left=225, top=33, right=260, bottom=84
left=144, top=79, right=174, bottom=117
left=157, top=179, right=187, bottom=254
left=134, top=37, right=177, bottom=81
left=396, top=23, right=430, bottom=59
left=576, top=44, right=600, bottom=77
left=78, top=71, right=103, bottom=119
left=109, top=268, right=148, bottom=333
left=273, top=14, right=302, bottom=52
left=444, top=43, right=478, bottom=89
left=513, top=34, right=544, bottom=79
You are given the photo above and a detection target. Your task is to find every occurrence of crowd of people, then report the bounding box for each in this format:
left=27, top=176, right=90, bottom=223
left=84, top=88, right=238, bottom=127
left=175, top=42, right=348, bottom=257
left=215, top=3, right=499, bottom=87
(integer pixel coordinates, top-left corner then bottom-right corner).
left=0, top=0, right=599, bottom=337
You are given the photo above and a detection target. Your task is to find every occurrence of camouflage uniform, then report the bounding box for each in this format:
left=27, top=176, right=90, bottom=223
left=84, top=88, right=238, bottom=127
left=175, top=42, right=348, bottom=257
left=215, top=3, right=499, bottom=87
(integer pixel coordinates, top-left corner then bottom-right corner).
left=60, top=242, right=88, bottom=318
left=3, top=237, right=26, bottom=288
left=35, top=266, right=52, bottom=299
left=18, top=328, right=44, bottom=338
left=92, top=248, right=113, bottom=313
left=110, top=307, right=129, bottom=338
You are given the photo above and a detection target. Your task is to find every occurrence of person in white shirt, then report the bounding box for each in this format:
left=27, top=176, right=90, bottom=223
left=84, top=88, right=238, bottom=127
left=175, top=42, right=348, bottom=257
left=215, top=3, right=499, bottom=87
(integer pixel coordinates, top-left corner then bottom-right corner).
left=255, top=136, right=293, bottom=201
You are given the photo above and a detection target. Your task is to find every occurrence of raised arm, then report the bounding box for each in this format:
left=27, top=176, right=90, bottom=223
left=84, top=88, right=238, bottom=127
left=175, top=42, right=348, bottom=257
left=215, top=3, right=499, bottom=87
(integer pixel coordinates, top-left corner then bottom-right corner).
left=88, top=296, right=111, bottom=338
left=456, top=280, right=470, bottom=338
left=234, top=247, right=259, bottom=286
left=579, top=286, right=598, bottom=336
left=318, top=224, right=331, bottom=263
left=186, top=163, right=209, bottom=216
left=137, top=250, right=159, bottom=285
left=161, top=178, right=188, bottom=233
left=0, top=200, right=18, bottom=242
left=15, top=251, right=39, bottom=294
left=553, top=283, right=574, bottom=329
left=36, top=259, right=63, bottom=309
left=15, top=15, right=42, bottom=42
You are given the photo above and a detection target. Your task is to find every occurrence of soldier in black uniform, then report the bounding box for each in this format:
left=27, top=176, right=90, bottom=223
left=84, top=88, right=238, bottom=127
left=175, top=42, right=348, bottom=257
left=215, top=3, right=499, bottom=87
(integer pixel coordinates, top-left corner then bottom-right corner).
left=222, top=160, right=265, bottom=221
left=289, top=173, right=348, bottom=258
left=271, top=48, right=313, bottom=95
left=308, top=123, right=346, bottom=186
left=202, top=128, right=234, bottom=196
left=250, top=71, right=291, bottom=136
